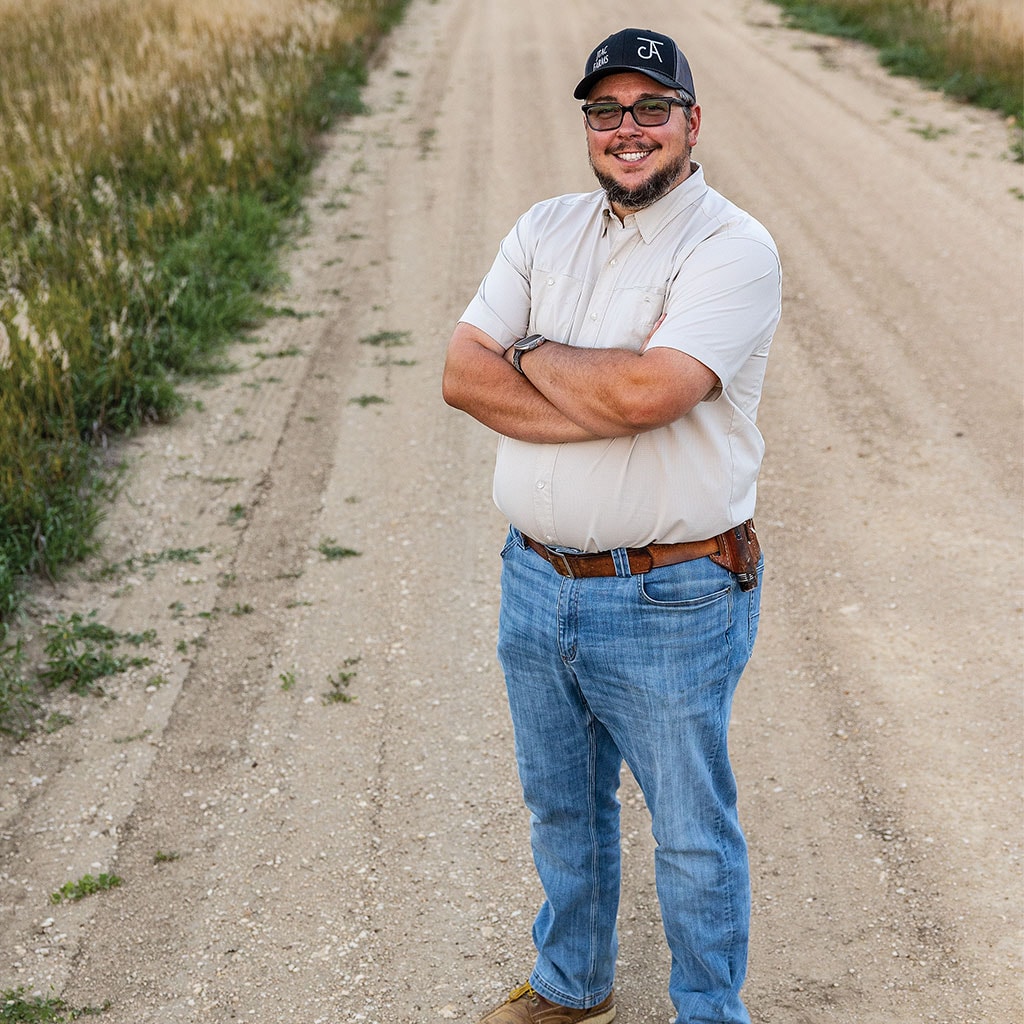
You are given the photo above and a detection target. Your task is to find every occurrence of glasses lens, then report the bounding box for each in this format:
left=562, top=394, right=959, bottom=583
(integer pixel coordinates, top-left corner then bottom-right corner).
left=632, top=99, right=672, bottom=125
left=585, top=103, right=624, bottom=130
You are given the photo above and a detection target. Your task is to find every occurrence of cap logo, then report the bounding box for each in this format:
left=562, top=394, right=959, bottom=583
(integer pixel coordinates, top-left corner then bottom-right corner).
left=591, top=44, right=609, bottom=74
left=636, top=37, right=664, bottom=63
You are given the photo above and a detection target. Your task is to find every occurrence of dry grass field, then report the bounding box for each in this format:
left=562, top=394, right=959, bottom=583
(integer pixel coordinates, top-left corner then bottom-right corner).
left=0, top=0, right=404, bottom=627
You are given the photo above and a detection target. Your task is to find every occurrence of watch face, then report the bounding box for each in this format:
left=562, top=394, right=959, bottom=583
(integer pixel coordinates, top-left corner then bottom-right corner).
left=517, top=334, right=544, bottom=351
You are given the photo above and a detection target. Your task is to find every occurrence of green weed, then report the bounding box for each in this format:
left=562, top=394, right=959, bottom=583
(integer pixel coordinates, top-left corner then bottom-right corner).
left=113, top=729, right=151, bottom=744
left=49, top=873, right=122, bottom=905
left=0, top=986, right=108, bottom=1021
left=359, top=330, right=411, bottom=348
left=318, top=538, right=361, bottom=561
left=40, top=612, right=154, bottom=694
left=92, top=547, right=209, bottom=582
left=323, top=657, right=360, bottom=705
left=0, top=640, right=36, bottom=737
left=254, top=346, right=303, bottom=360
left=908, top=122, right=953, bottom=140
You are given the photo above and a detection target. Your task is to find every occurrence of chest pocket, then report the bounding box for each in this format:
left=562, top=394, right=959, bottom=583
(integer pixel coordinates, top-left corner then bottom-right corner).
left=530, top=270, right=667, bottom=350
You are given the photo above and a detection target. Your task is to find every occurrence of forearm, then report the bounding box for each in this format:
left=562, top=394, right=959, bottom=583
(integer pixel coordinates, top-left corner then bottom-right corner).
left=442, top=324, right=600, bottom=443
left=515, top=340, right=717, bottom=436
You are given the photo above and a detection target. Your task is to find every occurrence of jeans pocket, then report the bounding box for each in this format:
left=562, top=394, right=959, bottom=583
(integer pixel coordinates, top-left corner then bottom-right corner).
left=636, top=572, right=731, bottom=609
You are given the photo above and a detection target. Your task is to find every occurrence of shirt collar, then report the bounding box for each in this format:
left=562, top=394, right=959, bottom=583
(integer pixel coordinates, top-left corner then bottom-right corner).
left=600, top=163, right=707, bottom=242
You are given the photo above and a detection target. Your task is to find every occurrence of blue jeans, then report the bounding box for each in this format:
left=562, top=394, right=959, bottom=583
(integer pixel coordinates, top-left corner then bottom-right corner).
left=496, top=529, right=761, bottom=1024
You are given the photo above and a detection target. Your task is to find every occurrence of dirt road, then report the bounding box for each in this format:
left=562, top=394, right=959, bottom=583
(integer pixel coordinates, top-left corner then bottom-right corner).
left=1, top=1, right=1021, bottom=1021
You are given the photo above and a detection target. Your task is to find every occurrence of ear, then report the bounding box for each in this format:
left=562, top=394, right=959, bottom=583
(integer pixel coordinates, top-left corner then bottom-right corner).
left=687, top=104, right=702, bottom=146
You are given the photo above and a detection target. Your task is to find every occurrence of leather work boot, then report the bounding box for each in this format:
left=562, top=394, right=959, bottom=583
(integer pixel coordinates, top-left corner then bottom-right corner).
left=478, top=983, right=616, bottom=1023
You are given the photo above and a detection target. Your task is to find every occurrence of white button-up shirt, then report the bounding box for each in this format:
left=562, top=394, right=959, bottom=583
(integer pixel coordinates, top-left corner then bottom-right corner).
left=460, top=165, right=782, bottom=551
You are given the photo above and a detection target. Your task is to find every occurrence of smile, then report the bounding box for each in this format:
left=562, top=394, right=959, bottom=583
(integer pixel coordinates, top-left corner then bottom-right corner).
left=612, top=149, right=653, bottom=163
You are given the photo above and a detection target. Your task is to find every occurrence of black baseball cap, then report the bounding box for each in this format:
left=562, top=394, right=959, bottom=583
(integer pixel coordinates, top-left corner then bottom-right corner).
left=574, top=28, right=696, bottom=104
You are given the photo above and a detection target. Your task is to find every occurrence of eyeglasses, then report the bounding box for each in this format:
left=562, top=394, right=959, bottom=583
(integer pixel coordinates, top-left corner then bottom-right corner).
left=581, top=97, right=690, bottom=131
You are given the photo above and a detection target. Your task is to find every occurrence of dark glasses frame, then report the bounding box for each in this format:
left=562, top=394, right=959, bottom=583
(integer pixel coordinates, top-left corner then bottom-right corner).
left=581, top=97, right=691, bottom=131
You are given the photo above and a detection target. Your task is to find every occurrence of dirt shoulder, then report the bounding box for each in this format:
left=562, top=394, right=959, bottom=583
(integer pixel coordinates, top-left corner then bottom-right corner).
left=1, top=1, right=1021, bottom=1022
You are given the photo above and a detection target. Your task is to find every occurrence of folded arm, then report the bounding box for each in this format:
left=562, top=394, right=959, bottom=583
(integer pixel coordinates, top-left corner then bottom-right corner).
left=442, top=322, right=601, bottom=443
left=442, top=316, right=718, bottom=443
left=506, top=335, right=718, bottom=437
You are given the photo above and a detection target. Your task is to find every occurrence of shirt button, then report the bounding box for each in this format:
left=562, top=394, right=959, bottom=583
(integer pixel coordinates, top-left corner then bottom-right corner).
left=547, top=278, right=555, bottom=286
left=591, top=313, right=598, bottom=320
left=536, top=481, right=545, bottom=490
left=610, top=258, right=617, bottom=266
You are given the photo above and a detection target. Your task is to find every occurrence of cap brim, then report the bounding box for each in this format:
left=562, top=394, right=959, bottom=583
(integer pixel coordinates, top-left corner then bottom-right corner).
left=574, top=66, right=693, bottom=101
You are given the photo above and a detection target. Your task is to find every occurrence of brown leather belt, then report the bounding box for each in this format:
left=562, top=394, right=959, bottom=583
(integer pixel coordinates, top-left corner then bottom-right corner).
left=522, top=520, right=761, bottom=589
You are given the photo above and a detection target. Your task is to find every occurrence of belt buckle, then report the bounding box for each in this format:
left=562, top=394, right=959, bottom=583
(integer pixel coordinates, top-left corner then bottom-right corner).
left=552, top=550, right=577, bottom=578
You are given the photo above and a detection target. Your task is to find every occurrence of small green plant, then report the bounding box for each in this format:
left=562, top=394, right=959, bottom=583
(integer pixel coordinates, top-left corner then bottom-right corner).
left=350, top=394, right=387, bottom=407
left=322, top=656, right=360, bottom=705
left=0, top=640, right=36, bottom=737
left=279, top=669, right=297, bottom=691
left=40, top=612, right=153, bottom=694
left=317, top=538, right=360, bottom=560
left=49, top=873, right=122, bottom=905
left=254, top=346, right=303, bottom=360
left=229, top=603, right=254, bottom=616
left=359, top=329, right=411, bottom=348
left=909, top=122, right=952, bottom=141
left=152, top=850, right=179, bottom=864
left=93, top=547, right=209, bottom=581
left=0, top=986, right=108, bottom=1021
left=418, top=126, right=438, bottom=155
left=112, top=729, right=151, bottom=744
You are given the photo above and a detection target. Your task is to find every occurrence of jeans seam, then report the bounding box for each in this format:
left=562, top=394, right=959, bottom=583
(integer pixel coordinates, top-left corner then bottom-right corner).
left=586, top=712, right=599, bottom=994
left=717, top=588, right=737, bottom=964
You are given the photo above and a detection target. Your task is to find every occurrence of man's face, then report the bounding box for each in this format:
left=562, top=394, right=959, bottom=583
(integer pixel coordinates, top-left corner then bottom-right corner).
left=584, top=71, right=700, bottom=216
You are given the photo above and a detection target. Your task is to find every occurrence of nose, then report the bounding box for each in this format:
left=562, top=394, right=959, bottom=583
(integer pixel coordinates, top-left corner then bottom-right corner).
left=615, top=111, right=645, bottom=135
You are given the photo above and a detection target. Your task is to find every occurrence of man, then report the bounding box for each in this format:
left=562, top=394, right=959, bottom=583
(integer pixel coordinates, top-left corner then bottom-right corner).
left=442, top=26, right=781, bottom=1024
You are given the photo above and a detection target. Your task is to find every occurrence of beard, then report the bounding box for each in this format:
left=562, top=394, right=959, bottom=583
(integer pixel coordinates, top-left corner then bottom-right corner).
left=591, top=147, right=691, bottom=211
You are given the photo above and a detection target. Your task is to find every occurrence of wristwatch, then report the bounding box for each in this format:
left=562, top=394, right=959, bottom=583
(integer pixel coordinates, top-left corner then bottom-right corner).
left=511, top=334, right=546, bottom=375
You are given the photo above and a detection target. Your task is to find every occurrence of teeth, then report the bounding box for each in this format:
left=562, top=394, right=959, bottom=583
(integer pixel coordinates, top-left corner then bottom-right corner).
left=616, top=151, right=648, bottom=162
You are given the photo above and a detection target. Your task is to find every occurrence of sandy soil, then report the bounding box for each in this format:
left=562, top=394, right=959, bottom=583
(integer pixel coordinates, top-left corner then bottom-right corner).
left=1, top=1, right=1021, bottom=1021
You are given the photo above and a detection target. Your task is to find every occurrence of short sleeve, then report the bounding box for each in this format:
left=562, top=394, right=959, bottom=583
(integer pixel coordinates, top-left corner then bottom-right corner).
left=645, top=231, right=781, bottom=392
left=459, top=213, right=536, bottom=347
